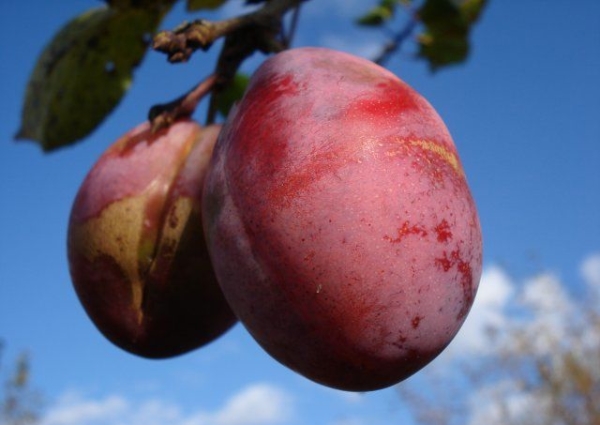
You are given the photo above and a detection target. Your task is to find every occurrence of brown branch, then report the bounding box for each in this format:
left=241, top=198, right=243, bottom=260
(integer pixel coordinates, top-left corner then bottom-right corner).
left=153, top=0, right=304, bottom=63
left=148, top=0, right=305, bottom=128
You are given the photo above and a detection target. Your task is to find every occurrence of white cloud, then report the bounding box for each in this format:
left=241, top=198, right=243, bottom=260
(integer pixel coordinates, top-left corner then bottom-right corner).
left=466, top=379, right=552, bottom=425
left=335, top=390, right=363, bottom=404
left=197, top=383, right=293, bottom=425
left=126, top=399, right=183, bottom=425
left=505, top=271, right=590, bottom=360
left=463, top=255, right=600, bottom=424
left=40, top=383, right=293, bottom=425
left=521, top=272, right=573, bottom=314
left=581, top=252, right=600, bottom=291
left=41, top=392, right=128, bottom=425
left=444, top=265, right=515, bottom=356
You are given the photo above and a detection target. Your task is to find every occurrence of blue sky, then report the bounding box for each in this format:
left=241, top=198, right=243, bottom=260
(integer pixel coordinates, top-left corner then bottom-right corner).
left=1, top=1, right=599, bottom=424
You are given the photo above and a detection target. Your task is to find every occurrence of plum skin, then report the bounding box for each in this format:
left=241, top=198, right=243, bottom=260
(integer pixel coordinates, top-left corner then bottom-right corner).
left=68, top=120, right=237, bottom=358
left=202, top=47, right=483, bottom=391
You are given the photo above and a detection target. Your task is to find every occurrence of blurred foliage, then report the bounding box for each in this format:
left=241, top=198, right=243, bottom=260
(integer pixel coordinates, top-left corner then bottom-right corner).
left=0, top=343, right=42, bottom=425
left=418, top=0, right=487, bottom=70
left=357, top=0, right=488, bottom=70
left=216, top=73, right=251, bottom=119
left=399, top=272, right=600, bottom=425
left=357, top=0, right=398, bottom=26
left=187, top=0, right=230, bottom=11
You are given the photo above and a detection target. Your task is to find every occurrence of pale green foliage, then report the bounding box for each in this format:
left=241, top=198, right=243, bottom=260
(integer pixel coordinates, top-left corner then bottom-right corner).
left=399, top=263, right=600, bottom=425
left=0, top=347, right=42, bottom=425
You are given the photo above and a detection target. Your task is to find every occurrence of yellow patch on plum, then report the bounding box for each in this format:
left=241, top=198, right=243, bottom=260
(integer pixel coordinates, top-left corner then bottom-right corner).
left=409, top=139, right=463, bottom=176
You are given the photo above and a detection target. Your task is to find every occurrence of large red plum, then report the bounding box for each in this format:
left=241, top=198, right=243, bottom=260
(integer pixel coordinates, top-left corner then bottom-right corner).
left=203, top=47, right=483, bottom=390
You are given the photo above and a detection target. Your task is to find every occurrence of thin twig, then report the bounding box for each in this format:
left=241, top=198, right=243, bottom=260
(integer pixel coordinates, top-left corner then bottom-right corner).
left=282, top=2, right=303, bottom=48
left=148, top=74, right=218, bottom=132
left=373, top=14, right=419, bottom=66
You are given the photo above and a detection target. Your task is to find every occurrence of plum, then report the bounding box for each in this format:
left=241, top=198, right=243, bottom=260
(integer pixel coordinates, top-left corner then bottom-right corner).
left=68, top=119, right=237, bottom=358
left=202, top=47, right=483, bottom=391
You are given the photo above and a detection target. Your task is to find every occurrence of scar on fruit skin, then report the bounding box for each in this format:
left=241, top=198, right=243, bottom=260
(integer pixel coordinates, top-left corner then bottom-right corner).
left=434, top=249, right=474, bottom=320
left=385, top=138, right=464, bottom=176
left=434, top=219, right=453, bottom=243
left=384, top=221, right=428, bottom=244
left=411, top=315, right=423, bottom=329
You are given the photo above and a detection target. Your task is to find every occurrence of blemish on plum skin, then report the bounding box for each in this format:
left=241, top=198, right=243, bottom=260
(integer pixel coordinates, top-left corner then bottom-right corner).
left=435, top=219, right=452, bottom=243
left=384, top=221, right=428, bottom=244
left=434, top=249, right=475, bottom=320
left=304, top=251, right=315, bottom=262
left=411, top=315, right=423, bottom=329
left=435, top=249, right=461, bottom=272
left=392, top=333, right=408, bottom=349
left=456, top=260, right=474, bottom=320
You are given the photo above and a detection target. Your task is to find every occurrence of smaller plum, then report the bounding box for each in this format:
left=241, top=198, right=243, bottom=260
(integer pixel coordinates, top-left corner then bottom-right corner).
left=68, top=119, right=236, bottom=358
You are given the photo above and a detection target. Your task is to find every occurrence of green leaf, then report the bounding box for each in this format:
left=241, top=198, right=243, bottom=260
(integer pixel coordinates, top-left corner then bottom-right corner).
left=417, top=32, right=469, bottom=71
left=357, top=0, right=397, bottom=27
left=416, top=0, right=487, bottom=71
left=187, top=0, right=229, bottom=11
left=460, top=0, right=487, bottom=23
left=16, top=6, right=164, bottom=151
left=217, top=73, right=250, bottom=118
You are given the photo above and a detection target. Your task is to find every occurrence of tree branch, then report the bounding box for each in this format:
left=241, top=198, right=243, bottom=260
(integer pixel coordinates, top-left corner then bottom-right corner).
left=373, top=13, right=419, bottom=66
left=148, top=0, right=306, bottom=128
left=153, top=0, right=304, bottom=63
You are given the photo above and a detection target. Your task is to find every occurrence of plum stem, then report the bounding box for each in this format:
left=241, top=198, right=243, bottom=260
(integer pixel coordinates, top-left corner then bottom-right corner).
left=148, top=74, right=218, bottom=133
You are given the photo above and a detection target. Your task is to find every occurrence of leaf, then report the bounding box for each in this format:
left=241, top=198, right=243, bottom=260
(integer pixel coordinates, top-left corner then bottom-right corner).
left=187, top=0, right=229, bottom=11
left=16, top=6, right=165, bottom=151
left=416, top=0, right=487, bottom=71
left=217, top=73, right=250, bottom=118
left=356, top=0, right=397, bottom=27
left=460, top=0, right=487, bottom=23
